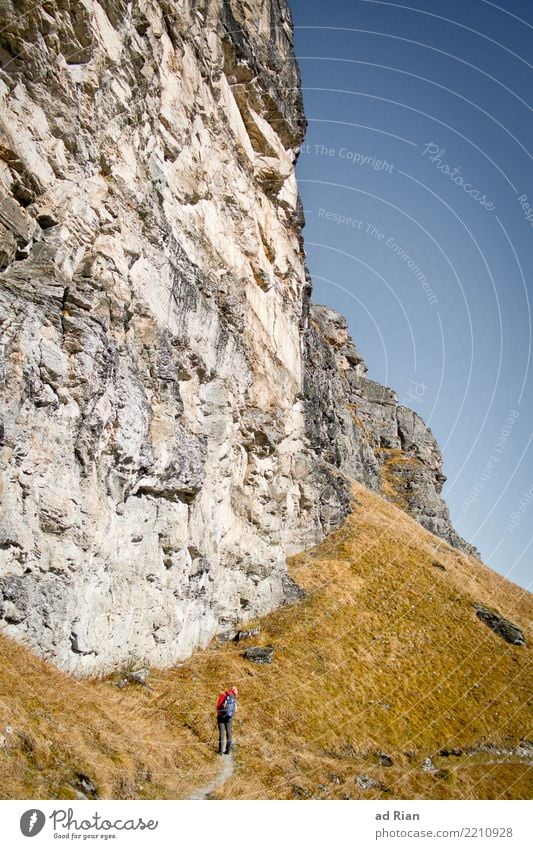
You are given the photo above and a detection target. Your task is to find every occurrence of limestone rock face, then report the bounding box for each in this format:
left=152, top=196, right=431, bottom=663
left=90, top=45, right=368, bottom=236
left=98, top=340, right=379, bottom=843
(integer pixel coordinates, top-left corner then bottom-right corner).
left=0, top=0, right=474, bottom=673
left=0, top=0, right=350, bottom=672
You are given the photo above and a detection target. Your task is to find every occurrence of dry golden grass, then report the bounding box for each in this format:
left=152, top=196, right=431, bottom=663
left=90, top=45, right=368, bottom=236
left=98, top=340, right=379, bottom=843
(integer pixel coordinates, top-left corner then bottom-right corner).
left=1, top=482, right=531, bottom=799
left=0, top=635, right=214, bottom=799
left=378, top=447, right=425, bottom=511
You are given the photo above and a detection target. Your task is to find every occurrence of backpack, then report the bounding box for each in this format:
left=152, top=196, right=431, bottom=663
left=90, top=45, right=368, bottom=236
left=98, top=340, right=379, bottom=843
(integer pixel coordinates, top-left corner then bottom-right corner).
left=217, top=692, right=237, bottom=719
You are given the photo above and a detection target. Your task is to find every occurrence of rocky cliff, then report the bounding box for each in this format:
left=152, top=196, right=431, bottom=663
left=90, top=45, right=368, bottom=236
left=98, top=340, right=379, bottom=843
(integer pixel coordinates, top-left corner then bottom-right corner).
left=0, top=0, right=474, bottom=674
left=304, top=302, right=478, bottom=555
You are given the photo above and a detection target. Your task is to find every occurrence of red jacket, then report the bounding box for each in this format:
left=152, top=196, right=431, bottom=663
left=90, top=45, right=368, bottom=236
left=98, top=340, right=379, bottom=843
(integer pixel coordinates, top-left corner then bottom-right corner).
left=216, top=691, right=229, bottom=712
left=216, top=690, right=237, bottom=716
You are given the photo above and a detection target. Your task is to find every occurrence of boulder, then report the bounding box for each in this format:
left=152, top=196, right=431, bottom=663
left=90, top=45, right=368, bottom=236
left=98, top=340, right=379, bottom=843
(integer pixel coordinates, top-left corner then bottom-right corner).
left=356, top=775, right=379, bottom=790
left=127, top=668, right=150, bottom=685
left=74, top=772, right=98, bottom=799
left=474, top=605, right=526, bottom=646
left=235, top=626, right=261, bottom=642
left=243, top=646, right=274, bottom=664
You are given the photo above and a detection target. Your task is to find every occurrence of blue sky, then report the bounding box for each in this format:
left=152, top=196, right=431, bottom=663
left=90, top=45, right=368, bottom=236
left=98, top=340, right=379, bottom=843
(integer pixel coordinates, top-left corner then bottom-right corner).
left=290, top=0, right=532, bottom=590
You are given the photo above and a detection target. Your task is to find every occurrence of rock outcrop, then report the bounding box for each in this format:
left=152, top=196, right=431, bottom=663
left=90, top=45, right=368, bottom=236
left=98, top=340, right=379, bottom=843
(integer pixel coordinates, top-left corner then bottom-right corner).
left=0, top=0, right=475, bottom=674
left=303, top=303, right=478, bottom=555
left=474, top=605, right=527, bottom=646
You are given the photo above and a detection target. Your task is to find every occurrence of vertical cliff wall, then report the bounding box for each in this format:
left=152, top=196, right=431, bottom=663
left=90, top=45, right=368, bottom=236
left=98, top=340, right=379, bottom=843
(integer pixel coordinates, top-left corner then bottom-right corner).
left=0, top=0, right=473, bottom=674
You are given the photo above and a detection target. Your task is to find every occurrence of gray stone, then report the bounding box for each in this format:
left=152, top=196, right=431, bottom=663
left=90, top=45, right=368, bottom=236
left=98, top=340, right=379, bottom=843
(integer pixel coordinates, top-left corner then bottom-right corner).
left=235, top=626, right=261, bottom=642
left=281, top=573, right=305, bottom=604
left=127, top=668, right=150, bottom=685
left=474, top=605, right=527, bottom=646
left=74, top=790, right=89, bottom=801
left=74, top=773, right=98, bottom=800
left=0, top=196, right=36, bottom=243
left=356, top=774, right=379, bottom=790
left=243, top=646, right=274, bottom=664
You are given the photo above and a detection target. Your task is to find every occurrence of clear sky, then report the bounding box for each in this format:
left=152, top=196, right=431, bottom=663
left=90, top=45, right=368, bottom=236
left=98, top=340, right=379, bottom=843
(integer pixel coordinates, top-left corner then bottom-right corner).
left=290, top=0, right=532, bottom=591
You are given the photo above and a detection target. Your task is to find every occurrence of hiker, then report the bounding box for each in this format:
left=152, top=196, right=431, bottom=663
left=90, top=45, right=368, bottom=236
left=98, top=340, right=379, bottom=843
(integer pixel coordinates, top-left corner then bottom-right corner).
left=216, top=686, right=238, bottom=755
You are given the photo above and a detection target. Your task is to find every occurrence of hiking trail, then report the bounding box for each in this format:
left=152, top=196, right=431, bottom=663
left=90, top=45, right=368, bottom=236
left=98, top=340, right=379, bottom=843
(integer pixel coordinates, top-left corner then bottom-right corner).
left=188, top=753, right=234, bottom=800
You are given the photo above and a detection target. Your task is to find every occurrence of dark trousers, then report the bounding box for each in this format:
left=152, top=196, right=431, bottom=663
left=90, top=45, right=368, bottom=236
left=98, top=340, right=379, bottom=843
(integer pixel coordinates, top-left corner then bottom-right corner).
left=217, top=717, right=233, bottom=753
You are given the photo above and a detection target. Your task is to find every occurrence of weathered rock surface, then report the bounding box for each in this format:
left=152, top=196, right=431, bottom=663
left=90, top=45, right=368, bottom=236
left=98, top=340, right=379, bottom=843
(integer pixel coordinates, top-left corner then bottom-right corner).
left=243, top=645, right=274, bottom=664
left=0, top=0, right=476, bottom=674
left=356, top=774, right=382, bottom=790
left=0, top=0, right=346, bottom=672
left=127, top=667, right=150, bottom=684
left=235, top=625, right=261, bottom=642
left=74, top=772, right=98, bottom=800
left=475, top=605, right=527, bottom=646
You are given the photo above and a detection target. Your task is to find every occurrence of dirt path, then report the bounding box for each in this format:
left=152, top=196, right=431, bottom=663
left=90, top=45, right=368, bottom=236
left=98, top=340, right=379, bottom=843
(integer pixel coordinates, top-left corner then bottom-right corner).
left=188, top=752, right=234, bottom=800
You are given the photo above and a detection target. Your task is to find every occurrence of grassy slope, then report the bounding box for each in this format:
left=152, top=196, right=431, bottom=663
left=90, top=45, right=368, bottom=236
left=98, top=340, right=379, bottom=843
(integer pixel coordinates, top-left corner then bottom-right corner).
left=1, top=482, right=531, bottom=800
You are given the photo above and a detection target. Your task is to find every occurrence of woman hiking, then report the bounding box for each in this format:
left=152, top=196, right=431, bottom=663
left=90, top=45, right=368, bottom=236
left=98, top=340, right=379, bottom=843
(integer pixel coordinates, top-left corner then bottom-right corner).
left=216, top=686, right=238, bottom=754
